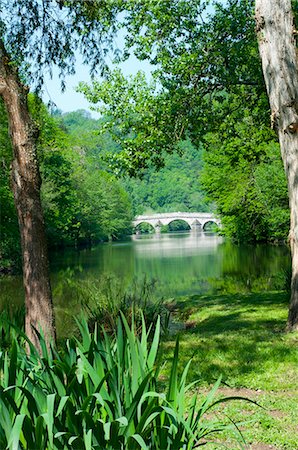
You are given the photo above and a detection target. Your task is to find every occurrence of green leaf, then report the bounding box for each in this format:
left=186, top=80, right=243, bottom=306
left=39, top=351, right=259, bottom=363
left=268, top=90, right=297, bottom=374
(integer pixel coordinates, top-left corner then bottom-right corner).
left=7, top=414, right=25, bottom=450
left=83, top=429, right=92, bottom=450
left=147, top=316, right=160, bottom=369
left=41, top=393, right=55, bottom=448
left=130, top=433, right=149, bottom=449
left=167, top=336, right=179, bottom=404
left=56, top=396, right=69, bottom=417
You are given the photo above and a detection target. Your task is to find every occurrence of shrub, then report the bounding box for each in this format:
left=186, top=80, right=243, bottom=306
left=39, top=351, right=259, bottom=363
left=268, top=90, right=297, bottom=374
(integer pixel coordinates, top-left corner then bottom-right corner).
left=0, top=315, right=249, bottom=449
left=81, top=276, right=171, bottom=336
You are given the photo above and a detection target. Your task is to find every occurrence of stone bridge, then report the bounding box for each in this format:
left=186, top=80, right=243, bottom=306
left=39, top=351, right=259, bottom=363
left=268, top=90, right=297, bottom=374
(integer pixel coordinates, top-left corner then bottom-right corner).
left=133, top=212, right=221, bottom=232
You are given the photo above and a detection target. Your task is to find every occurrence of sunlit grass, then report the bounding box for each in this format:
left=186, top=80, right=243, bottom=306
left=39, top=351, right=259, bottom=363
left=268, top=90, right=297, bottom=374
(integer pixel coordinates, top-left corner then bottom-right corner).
left=162, top=291, right=298, bottom=449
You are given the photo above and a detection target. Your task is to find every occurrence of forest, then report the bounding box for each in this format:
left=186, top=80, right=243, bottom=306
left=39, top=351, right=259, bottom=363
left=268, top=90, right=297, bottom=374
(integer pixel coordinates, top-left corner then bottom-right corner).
left=0, top=94, right=289, bottom=271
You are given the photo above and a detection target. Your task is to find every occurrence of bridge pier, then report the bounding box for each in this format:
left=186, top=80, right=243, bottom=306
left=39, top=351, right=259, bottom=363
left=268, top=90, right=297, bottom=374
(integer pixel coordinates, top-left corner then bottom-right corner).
left=191, top=219, right=202, bottom=231
left=154, top=220, right=162, bottom=234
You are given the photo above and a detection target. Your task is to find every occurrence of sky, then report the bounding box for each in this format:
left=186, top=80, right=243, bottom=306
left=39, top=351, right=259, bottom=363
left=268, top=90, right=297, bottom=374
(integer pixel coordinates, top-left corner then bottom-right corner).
left=43, top=52, right=153, bottom=117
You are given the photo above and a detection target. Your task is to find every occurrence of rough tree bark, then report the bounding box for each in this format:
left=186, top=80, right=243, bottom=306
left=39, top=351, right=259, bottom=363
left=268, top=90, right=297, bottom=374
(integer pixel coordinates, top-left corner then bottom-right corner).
left=255, top=0, right=298, bottom=330
left=0, top=41, right=56, bottom=349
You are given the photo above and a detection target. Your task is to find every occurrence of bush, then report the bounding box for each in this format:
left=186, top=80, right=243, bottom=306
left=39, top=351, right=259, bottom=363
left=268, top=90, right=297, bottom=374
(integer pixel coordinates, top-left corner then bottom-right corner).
left=0, top=315, right=250, bottom=449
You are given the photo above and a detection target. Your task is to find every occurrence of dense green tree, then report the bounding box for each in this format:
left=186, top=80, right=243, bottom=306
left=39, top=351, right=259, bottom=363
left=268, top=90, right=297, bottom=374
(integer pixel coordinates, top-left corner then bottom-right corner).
left=35, top=105, right=133, bottom=246
left=78, top=70, right=188, bottom=176
left=122, top=140, right=211, bottom=215
left=0, top=0, right=120, bottom=348
left=201, top=91, right=289, bottom=242
left=0, top=100, right=20, bottom=271
left=76, top=171, right=132, bottom=242
left=60, top=110, right=121, bottom=168
left=58, top=110, right=133, bottom=242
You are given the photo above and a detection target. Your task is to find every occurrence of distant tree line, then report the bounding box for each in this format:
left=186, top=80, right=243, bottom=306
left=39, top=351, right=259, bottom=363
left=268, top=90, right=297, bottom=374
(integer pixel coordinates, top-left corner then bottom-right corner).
left=1, top=94, right=290, bottom=276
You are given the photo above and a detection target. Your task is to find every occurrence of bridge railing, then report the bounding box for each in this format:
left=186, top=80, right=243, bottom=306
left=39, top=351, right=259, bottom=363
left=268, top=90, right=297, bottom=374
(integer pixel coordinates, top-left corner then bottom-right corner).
left=134, top=212, right=217, bottom=221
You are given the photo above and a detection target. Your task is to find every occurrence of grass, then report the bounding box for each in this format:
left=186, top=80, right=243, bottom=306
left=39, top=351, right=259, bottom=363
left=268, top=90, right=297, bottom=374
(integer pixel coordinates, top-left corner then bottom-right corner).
left=1, top=286, right=297, bottom=448
left=162, top=291, right=298, bottom=449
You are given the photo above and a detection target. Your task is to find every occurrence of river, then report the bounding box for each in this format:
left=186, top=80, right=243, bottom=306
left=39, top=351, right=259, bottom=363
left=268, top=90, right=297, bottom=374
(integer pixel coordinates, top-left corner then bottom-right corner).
left=0, top=231, right=291, bottom=338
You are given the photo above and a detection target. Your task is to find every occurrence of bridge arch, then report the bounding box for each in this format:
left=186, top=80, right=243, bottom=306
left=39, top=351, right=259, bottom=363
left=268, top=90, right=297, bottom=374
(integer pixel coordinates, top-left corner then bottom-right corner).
left=166, top=219, right=191, bottom=231
left=134, top=221, right=155, bottom=233
left=202, top=220, right=220, bottom=232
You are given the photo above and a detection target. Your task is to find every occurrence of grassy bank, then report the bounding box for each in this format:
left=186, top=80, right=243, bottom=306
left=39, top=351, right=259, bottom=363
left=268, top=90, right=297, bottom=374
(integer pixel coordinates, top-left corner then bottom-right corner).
left=162, top=291, right=298, bottom=449
left=1, top=288, right=297, bottom=448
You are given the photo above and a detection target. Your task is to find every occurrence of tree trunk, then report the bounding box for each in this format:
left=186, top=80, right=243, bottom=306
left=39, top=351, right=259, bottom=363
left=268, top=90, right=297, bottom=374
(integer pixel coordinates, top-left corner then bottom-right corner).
left=255, top=0, right=298, bottom=330
left=0, top=41, right=56, bottom=349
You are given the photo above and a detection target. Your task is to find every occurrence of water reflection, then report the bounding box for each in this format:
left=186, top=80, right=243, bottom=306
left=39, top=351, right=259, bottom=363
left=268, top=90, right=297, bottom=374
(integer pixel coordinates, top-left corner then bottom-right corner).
left=0, top=232, right=291, bottom=337
left=45, top=231, right=290, bottom=302
left=132, top=231, right=223, bottom=257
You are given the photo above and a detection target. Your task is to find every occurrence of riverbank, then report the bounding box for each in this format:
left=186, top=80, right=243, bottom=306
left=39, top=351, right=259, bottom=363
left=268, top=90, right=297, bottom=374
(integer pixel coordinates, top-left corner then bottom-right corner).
left=161, top=291, right=298, bottom=449
left=0, top=284, right=296, bottom=448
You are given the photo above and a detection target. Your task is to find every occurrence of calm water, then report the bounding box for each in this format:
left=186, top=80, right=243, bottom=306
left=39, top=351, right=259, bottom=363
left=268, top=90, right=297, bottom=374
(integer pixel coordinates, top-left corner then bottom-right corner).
left=0, top=231, right=291, bottom=337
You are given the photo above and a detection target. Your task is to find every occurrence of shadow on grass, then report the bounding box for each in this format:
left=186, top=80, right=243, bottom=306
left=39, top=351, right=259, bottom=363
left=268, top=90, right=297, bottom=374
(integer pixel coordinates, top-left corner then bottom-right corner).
left=162, top=291, right=298, bottom=388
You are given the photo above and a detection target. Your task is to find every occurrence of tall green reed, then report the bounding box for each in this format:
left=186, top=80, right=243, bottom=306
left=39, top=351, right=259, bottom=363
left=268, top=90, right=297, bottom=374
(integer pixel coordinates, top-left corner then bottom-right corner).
left=0, top=314, right=252, bottom=449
